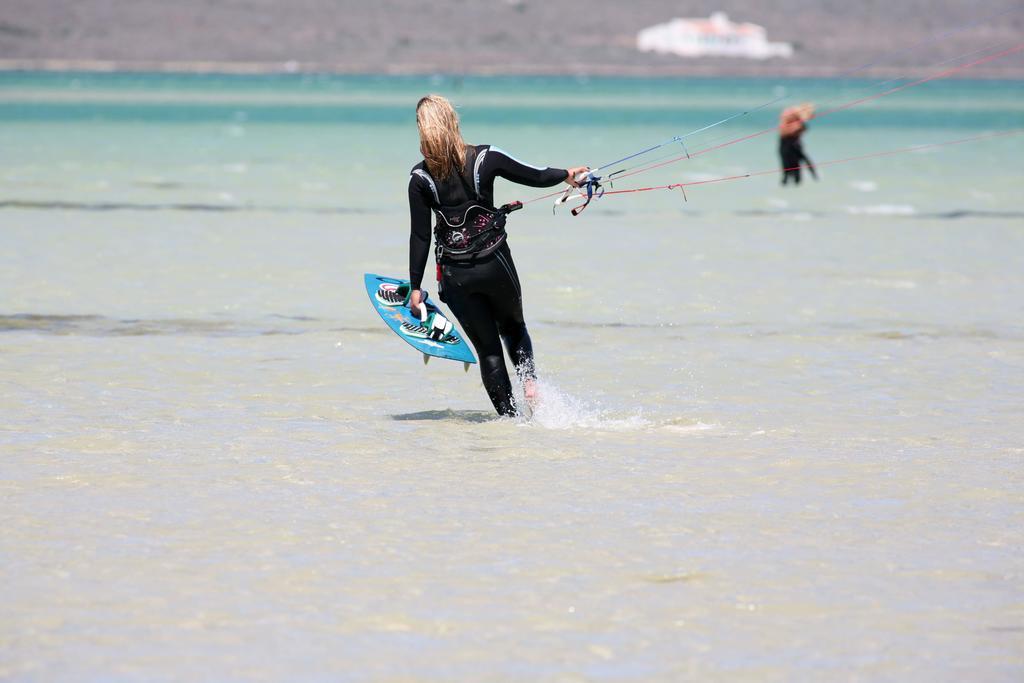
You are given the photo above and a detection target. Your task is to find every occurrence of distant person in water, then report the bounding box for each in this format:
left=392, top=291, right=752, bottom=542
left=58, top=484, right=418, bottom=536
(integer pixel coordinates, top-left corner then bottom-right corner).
left=779, top=103, right=818, bottom=186
left=407, top=94, right=587, bottom=416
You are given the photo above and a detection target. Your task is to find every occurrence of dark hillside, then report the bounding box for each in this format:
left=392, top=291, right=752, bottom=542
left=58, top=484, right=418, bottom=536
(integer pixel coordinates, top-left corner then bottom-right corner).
left=1, top=1, right=1021, bottom=77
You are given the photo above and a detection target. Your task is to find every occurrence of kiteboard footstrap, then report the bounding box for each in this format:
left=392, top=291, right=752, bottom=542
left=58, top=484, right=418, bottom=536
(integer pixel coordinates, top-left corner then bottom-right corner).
left=400, top=312, right=456, bottom=343
left=399, top=295, right=456, bottom=343
left=427, top=312, right=454, bottom=340
left=375, top=281, right=412, bottom=307
left=419, top=301, right=454, bottom=341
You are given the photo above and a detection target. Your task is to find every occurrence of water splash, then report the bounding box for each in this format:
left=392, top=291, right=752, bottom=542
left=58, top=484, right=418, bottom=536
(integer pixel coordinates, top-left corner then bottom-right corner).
left=510, top=371, right=649, bottom=431
left=525, top=382, right=649, bottom=431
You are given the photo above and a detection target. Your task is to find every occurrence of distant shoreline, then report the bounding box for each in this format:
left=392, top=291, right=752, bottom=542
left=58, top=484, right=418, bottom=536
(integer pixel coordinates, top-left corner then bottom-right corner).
left=2, top=59, right=1022, bottom=80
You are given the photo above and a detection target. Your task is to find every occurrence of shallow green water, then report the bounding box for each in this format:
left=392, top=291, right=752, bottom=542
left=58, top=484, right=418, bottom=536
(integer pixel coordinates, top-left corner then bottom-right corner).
left=1, top=72, right=1023, bottom=681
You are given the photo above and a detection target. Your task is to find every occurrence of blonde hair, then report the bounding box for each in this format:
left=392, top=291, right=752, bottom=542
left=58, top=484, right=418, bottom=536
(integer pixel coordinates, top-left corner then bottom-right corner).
left=795, top=102, right=815, bottom=120
left=416, top=94, right=467, bottom=180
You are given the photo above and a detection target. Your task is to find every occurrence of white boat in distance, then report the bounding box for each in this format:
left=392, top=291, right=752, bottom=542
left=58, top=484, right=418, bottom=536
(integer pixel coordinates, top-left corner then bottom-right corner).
left=638, top=11, right=794, bottom=60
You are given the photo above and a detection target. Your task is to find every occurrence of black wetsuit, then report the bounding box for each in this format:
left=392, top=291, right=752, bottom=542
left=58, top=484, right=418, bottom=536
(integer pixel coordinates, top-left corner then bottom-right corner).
left=408, top=145, right=567, bottom=416
left=779, top=126, right=817, bottom=186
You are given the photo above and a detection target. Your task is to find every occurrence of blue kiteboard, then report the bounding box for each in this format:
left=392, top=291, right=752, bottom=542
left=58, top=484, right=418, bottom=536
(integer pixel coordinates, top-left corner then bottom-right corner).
left=364, top=273, right=476, bottom=366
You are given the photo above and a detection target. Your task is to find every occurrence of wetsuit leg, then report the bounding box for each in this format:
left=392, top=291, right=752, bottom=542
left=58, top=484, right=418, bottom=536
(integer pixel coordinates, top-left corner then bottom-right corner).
left=791, top=140, right=808, bottom=184
left=490, top=248, right=535, bottom=381
left=779, top=139, right=789, bottom=185
left=445, top=286, right=516, bottom=415
left=441, top=260, right=514, bottom=416
left=441, top=245, right=535, bottom=416
left=780, top=138, right=801, bottom=185
left=798, top=145, right=818, bottom=180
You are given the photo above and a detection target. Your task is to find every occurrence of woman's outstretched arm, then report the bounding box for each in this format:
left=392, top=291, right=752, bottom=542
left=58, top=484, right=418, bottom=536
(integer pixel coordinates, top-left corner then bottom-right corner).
left=484, top=147, right=587, bottom=188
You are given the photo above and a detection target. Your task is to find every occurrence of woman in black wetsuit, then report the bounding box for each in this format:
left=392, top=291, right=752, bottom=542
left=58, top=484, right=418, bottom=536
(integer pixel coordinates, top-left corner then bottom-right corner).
left=407, top=94, right=587, bottom=416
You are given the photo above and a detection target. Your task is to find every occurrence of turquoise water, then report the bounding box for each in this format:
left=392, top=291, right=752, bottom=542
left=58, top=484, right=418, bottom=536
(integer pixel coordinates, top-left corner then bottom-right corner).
left=2, top=73, right=1023, bottom=681
left=3, top=72, right=1022, bottom=217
